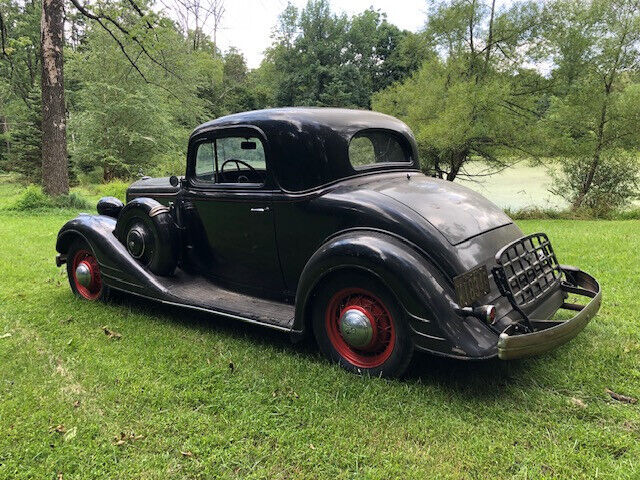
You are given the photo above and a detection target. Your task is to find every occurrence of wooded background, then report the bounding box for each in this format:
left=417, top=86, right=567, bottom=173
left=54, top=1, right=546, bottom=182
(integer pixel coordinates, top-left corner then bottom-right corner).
left=1, top=0, right=639, bottom=212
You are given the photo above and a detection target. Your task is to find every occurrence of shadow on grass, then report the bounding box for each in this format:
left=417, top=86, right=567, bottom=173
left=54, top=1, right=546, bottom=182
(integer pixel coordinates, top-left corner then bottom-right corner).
left=406, top=352, right=528, bottom=397
left=107, top=290, right=529, bottom=397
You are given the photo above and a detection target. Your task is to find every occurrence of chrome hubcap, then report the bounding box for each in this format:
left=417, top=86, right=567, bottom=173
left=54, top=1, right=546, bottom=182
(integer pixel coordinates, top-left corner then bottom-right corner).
left=339, top=308, right=373, bottom=348
left=75, top=262, right=93, bottom=288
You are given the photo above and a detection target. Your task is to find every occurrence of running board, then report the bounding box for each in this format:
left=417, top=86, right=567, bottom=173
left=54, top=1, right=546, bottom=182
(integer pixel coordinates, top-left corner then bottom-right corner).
left=111, top=269, right=295, bottom=331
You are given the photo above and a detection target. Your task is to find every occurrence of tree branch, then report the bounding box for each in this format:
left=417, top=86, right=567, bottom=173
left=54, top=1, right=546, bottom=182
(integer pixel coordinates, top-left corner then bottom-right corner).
left=69, top=0, right=181, bottom=80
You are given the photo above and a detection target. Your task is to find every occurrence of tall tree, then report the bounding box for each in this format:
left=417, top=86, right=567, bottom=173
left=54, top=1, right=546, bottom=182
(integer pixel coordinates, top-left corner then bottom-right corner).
left=40, top=0, right=68, bottom=195
left=0, top=0, right=43, bottom=181
left=373, top=0, right=545, bottom=181
left=543, top=0, right=640, bottom=209
left=266, top=0, right=427, bottom=108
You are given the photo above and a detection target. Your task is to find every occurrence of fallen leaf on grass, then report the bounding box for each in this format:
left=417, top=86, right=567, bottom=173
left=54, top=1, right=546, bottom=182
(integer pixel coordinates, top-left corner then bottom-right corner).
left=181, top=451, right=194, bottom=457
left=51, top=424, right=66, bottom=434
left=73, top=400, right=81, bottom=408
left=606, top=389, right=637, bottom=404
left=57, top=473, right=63, bottom=480
left=102, top=326, right=122, bottom=340
left=570, top=397, right=587, bottom=408
left=309, top=444, right=315, bottom=450
left=0, top=333, right=12, bottom=339
left=113, top=432, right=144, bottom=446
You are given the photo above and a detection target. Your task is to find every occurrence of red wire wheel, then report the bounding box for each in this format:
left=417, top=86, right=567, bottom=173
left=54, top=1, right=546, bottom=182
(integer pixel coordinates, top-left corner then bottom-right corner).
left=70, top=249, right=103, bottom=300
left=325, top=288, right=396, bottom=369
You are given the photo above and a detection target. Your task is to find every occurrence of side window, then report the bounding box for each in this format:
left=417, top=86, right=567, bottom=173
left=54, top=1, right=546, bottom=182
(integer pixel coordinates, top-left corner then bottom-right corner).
left=193, top=135, right=267, bottom=185
left=195, top=142, right=215, bottom=181
left=348, top=131, right=409, bottom=169
left=349, top=136, right=377, bottom=168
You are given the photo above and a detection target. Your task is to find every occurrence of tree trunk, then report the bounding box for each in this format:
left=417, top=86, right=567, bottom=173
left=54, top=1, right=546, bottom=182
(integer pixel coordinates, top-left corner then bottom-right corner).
left=0, top=116, right=9, bottom=154
left=41, top=0, right=69, bottom=196
left=484, top=0, right=496, bottom=71
left=573, top=94, right=608, bottom=209
left=446, top=152, right=466, bottom=181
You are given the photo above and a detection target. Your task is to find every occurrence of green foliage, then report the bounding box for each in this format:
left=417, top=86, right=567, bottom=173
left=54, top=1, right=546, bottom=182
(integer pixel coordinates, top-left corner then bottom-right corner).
left=69, top=80, right=180, bottom=180
left=9, top=184, right=51, bottom=210
left=0, top=0, right=43, bottom=182
left=63, top=16, right=209, bottom=180
left=550, top=151, right=640, bottom=214
left=7, top=184, right=91, bottom=211
left=267, top=0, right=428, bottom=108
left=505, top=205, right=640, bottom=220
left=373, top=0, right=545, bottom=180
left=53, top=192, right=92, bottom=210
left=542, top=0, right=640, bottom=209
left=80, top=180, right=130, bottom=203
left=5, top=89, right=42, bottom=182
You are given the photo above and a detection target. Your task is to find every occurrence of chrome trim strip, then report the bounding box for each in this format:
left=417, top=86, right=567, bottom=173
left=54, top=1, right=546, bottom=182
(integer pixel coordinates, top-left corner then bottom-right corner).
left=148, top=205, right=170, bottom=217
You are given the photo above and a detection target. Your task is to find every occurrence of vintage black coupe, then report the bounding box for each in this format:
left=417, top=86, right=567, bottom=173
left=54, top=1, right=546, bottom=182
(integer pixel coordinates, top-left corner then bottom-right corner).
left=55, top=108, right=602, bottom=377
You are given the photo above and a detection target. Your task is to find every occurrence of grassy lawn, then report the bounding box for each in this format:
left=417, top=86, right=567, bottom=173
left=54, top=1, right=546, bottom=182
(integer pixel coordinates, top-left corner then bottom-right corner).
left=1, top=202, right=639, bottom=478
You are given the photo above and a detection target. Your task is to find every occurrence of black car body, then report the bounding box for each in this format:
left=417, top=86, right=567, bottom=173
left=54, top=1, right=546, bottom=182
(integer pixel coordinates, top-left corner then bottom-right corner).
left=55, top=108, right=602, bottom=377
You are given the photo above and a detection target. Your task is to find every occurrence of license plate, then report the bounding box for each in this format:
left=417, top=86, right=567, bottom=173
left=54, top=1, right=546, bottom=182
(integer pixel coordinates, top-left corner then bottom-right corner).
left=454, top=264, right=491, bottom=307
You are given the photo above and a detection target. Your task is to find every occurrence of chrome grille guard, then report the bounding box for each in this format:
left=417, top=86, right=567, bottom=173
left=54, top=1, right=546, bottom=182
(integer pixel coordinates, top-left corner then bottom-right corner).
left=492, top=233, right=563, bottom=332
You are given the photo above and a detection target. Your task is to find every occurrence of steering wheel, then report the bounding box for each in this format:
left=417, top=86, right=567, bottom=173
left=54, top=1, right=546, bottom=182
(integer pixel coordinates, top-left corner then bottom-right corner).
left=220, top=158, right=256, bottom=181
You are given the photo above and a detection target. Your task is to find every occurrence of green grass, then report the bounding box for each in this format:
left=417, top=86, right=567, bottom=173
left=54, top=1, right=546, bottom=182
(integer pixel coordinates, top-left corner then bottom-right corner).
left=1, top=201, right=639, bottom=478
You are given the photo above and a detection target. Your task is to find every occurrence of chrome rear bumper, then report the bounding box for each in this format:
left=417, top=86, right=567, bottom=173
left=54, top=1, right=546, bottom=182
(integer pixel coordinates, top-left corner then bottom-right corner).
left=497, top=268, right=601, bottom=360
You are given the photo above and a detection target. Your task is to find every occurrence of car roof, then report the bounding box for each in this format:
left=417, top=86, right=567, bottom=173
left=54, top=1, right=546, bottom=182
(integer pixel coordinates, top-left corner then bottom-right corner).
left=189, top=107, right=420, bottom=192
left=191, top=107, right=412, bottom=137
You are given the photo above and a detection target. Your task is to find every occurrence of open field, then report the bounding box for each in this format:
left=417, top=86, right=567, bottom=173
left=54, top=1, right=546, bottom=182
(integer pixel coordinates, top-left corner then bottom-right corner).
left=1, top=188, right=640, bottom=479
left=457, top=162, right=567, bottom=210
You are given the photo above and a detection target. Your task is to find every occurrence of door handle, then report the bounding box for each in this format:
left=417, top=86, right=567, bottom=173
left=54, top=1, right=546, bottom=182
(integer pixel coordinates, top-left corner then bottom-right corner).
left=250, top=206, right=270, bottom=213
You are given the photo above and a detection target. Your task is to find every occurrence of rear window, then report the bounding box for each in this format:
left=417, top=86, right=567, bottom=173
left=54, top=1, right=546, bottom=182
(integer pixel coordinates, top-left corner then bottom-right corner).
left=349, top=131, right=410, bottom=169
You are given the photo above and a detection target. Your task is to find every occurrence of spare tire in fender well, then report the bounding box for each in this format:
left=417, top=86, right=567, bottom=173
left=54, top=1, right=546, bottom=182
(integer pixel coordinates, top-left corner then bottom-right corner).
left=114, top=197, right=179, bottom=276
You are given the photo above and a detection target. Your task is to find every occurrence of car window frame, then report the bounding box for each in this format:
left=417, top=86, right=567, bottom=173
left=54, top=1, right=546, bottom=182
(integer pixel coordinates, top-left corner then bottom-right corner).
left=187, top=125, right=273, bottom=191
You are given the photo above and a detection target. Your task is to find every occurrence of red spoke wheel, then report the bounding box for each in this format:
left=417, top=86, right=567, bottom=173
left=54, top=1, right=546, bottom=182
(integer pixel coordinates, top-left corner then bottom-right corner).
left=312, top=272, right=413, bottom=378
left=66, top=239, right=110, bottom=301
left=325, top=288, right=396, bottom=368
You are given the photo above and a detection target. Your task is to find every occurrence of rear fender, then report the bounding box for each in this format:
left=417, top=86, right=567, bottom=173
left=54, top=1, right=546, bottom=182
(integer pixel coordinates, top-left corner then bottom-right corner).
left=293, top=230, right=499, bottom=358
left=56, top=214, right=169, bottom=297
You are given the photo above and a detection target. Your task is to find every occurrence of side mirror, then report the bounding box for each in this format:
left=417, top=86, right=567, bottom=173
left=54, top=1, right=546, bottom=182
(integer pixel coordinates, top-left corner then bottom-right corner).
left=169, top=175, right=180, bottom=187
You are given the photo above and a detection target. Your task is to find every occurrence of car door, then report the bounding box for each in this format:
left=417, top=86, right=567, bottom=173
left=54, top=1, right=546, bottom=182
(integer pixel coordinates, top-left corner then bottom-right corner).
left=183, top=128, right=285, bottom=293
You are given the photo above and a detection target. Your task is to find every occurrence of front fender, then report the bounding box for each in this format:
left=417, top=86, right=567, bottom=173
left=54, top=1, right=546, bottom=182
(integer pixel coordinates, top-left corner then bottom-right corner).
left=294, top=230, right=499, bottom=359
left=56, top=214, right=169, bottom=297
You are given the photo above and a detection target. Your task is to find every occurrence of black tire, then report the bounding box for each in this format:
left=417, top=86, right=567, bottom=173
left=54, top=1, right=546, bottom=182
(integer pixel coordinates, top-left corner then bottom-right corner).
left=116, top=200, right=178, bottom=276
left=66, top=238, right=111, bottom=302
left=311, top=271, right=413, bottom=378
